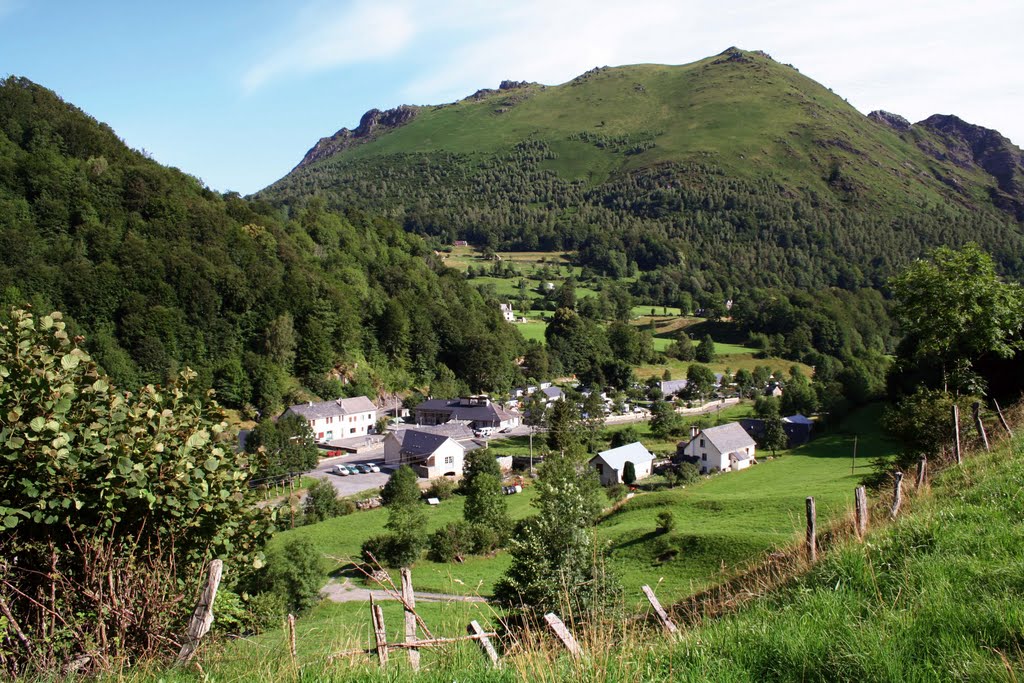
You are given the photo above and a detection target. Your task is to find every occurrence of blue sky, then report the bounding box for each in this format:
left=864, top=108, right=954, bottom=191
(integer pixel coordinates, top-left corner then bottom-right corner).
left=2, top=0, right=1021, bottom=195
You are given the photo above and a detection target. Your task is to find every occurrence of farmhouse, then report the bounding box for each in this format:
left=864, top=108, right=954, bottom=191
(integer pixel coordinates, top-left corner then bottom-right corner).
left=590, top=442, right=655, bottom=486
left=383, top=429, right=466, bottom=479
left=677, top=422, right=756, bottom=474
left=414, top=396, right=520, bottom=430
left=499, top=302, right=516, bottom=322
left=282, top=396, right=377, bottom=442
left=659, top=379, right=688, bottom=397
left=740, top=414, right=814, bottom=449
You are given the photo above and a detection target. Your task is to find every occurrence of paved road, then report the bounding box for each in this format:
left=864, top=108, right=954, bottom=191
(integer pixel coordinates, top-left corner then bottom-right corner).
left=310, top=449, right=391, bottom=497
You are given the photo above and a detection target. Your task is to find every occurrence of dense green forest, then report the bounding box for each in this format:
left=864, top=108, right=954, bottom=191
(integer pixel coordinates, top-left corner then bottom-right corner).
left=0, top=76, right=526, bottom=414
left=261, top=49, right=1024, bottom=305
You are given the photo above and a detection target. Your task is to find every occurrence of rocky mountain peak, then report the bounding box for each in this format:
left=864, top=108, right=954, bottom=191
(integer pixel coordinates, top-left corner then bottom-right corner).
left=868, top=110, right=912, bottom=132
left=295, top=105, right=419, bottom=170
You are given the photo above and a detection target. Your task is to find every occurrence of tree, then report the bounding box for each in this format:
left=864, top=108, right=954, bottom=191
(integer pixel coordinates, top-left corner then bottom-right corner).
left=246, top=414, right=320, bottom=479
left=667, top=331, right=696, bottom=361
left=381, top=465, right=421, bottom=507
left=686, top=363, right=717, bottom=403
left=263, top=313, right=297, bottom=371
left=891, top=244, right=1024, bottom=372
left=462, top=450, right=510, bottom=540
left=761, top=415, right=788, bottom=456
left=650, top=400, right=684, bottom=439
left=622, top=461, right=636, bottom=486
left=582, top=388, right=607, bottom=452
left=696, top=334, right=716, bottom=363
left=494, top=445, right=613, bottom=618
left=609, top=425, right=640, bottom=449
left=547, top=396, right=585, bottom=453
left=264, top=537, right=323, bottom=613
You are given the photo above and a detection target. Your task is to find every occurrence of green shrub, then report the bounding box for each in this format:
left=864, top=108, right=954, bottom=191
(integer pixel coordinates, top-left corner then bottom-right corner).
left=303, top=478, right=346, bottom=523
left=468, top=523, right=501, bottom=554
left=426, top=477, right=457, bottom=500
left=361, top=534, right=394, bottom=565
left=245, top=591, right=289, bottom=633
left=428, top=521, right=473, bottom=562
left=264, top=537, right=323, bottom=614
left=656, top=510, right=676, bottom=534
left=606, top=482, right=628, bottom=502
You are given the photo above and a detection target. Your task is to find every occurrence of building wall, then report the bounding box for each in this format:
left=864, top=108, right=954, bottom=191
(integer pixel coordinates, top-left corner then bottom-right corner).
left=422, top=440, right=465, bottom=479
left=308, top=409, right=376, bottom=440
left=681, top=437, right=728, bottom=474
left=593, top=457, right=654, bottom=485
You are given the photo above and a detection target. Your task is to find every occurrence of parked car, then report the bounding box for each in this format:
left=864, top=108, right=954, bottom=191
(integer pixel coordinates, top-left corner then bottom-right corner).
left=368, top=463, right=381, bottom=473
left=353, top=464, right=371, bottom=474
left=331, top=464, right=349, bottom=476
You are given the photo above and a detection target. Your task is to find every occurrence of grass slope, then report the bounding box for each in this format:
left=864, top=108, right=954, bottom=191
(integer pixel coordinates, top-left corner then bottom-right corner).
left=126, top=409, right=1023, bottom=682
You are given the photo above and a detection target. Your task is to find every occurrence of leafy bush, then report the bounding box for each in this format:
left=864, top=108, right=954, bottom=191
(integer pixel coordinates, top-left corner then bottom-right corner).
left=427, top=477, right=457, bottom=500
left=656, top=510, right=676, bottom=534
left=606, top=483, right=628, bottom=502
left=245, top=591, right=289, bottom=634
left=303, top=478, right=350, bottom=523
left=428, top=521, right=473, bottom=562
left=264, top=537, right=323, bottom=614
left=361, top=535, right=394, bottom=565
left=468, top=523, right=501, bottom=554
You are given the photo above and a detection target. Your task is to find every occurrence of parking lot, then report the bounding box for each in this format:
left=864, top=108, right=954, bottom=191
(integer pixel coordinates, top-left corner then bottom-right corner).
left=309, top=450, right=391, bottom=497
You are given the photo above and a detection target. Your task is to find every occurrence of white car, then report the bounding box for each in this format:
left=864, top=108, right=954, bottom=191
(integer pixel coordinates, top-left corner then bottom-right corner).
left=331, top=464, right=350, bottom=476
left=368, top=463, right=381, bottom=473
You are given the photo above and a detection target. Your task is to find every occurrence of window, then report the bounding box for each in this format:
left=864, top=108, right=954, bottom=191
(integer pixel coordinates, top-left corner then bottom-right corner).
left=349, top=428, right=355, bottom=434
left=700, top=438, right=705, bottom=447
left=701, top=453, right=707, bottom=461
left=318, top=432, right=324, bottom=439
left=444, top=456, right=454, bottom=464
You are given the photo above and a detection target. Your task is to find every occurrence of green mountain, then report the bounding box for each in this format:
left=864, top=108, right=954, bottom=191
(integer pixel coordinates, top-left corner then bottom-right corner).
left=261, top=48, right=1024, bottom=298
left=0, top=76, right=525, bottom=408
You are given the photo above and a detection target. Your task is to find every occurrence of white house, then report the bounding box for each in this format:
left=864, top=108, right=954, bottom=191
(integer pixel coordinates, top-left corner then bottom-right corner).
left=283, top=396, right=377, bottom=442
left=590, top=442, right=655, bottom=486
left=678, top=423, right=756, bottom=474
left=383, top=429, right=466, bottom=479
left=499, top=303, right=515, bottom=322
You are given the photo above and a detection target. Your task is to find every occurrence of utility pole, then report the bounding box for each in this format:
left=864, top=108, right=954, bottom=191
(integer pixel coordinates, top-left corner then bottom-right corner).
left=851, top=435, right=858, bottom=475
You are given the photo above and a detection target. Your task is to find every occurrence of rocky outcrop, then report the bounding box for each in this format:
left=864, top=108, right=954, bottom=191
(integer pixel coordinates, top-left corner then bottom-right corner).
left=295, top=105, right=419, bottom=169
left=916, top=114, right=1024, bottom=219
left=868, top=110, right=912, bottom=132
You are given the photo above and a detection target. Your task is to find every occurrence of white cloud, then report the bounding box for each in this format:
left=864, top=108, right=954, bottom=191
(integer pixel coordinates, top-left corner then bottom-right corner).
left=242, top=1, right=416, bottom=92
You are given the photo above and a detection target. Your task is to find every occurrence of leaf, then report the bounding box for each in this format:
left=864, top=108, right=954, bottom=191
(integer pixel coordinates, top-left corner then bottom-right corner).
left=92, top=379, right=109, bottom=393
left=29, top=416, right=45, bottom=432
left=5, top=436, right=24, bottom=450
left=60, top=353, right=79, bottom=370
left=204, top=457, right=220, bottom=472
left=3, top=515, right=19, bottom=528
left=7, top=407, right=22, bottom=422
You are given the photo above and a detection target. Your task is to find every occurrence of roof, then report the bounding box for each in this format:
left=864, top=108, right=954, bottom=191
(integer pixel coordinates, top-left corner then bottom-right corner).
left=541, top=386, right=564, bottom=399
left=783, top=414, right=814, bottom=425
left=697, top=422, right=756, bottom=453
left=391, top=430, right=462, bottom=457
left=415, top=398, right=516, bottom=424
left=660, top=379, right=688, bottom=395
left=730, top=451, right=753, bottom=462
left=394, top=421, right=476, bottom=442
left=592, top=442, right=655, bottom=472
left=286, top=396, right=377, bottom=420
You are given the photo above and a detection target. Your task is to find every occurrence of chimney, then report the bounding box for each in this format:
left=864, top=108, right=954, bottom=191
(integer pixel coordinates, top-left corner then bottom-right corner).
left=690, top=425, right=699, bottom=439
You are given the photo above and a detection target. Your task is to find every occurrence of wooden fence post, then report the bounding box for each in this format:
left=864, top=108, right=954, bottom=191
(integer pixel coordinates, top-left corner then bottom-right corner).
left=805, top=496, right=816, bottom=563
left=286, top=613, right=297, bottom=665
left=889, top=472, right=904, bottom=519
left=544, top=613, right=582, bottom=659
left=973, top=402, right=990, bottom=452
left=400, top=568, right=419, bottom=672
left=641, top=585, right=678, bottom=637
left=467, top=620, right=500, bottom=667
left=995, top=401, right=1011, bottom=438
left=916, top=457, right=927, bottom=491
left=953, top=404, right=962, bottom=465
left=175, top=559, right=223, bottom=666
left=854, top=486, right=868, bottom=539
left=371, top=598, right=389, bottom=668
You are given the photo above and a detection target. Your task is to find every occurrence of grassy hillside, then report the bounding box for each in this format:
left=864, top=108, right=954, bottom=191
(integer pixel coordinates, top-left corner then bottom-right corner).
left=261, top=49, right=1024, bottom=296
left=114, top=411, right=1022, bottom=682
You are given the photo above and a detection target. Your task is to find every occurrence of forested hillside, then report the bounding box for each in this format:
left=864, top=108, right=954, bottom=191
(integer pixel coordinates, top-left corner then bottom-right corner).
left=0, top=76, right=525, bottom=413
left=262, top=48, right=1024, bottom=302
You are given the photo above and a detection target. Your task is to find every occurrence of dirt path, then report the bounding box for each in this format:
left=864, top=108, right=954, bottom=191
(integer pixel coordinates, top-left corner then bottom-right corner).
left=320, top=579, right=488, bottom=604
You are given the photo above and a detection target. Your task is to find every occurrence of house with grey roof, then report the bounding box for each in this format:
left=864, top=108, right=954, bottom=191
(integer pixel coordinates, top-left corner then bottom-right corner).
left=590, top=442, right=655, bottom=486
left=677, top=422, right=757, bottom=474
left=282, top=396, right=377, bottom=442
left=383, top=429, right=466, bottom=479
left=414, top=396, right=520, bottom=430
left=660, top=379, right=689, bottom=397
